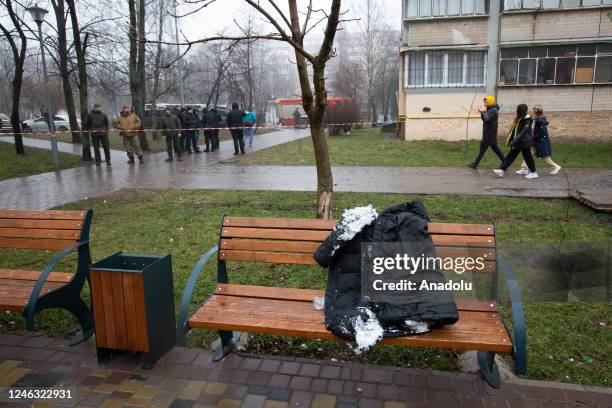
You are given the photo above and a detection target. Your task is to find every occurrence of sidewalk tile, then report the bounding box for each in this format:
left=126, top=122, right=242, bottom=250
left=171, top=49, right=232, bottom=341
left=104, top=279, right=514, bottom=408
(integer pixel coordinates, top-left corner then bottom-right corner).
left=246, top=371, right=271, bottom=386
left=310, top=378, right=327, bottom=393
left=288, top=391, right=313, bottom=407
left=312, top=393, right=336, bottom=408
left=224, top=384, right=248, bottom=400
left=289, top=376, right=312, bottom=391
left=0, top=367, right=30, bottom=387
left=241, top=394, right=267, bottom=408
left=94, top=383, right=118, bottom=394
left=241, top=358, right=262, bottom=371
left=382, top=402, right=407, bottom=408
left=358, top=398, right=382, bottom=408
left=217, top=398, right=241, bottom=408
left=319, top=365, right=341, bottom=379
left=153, top=389, right=178, bottom=405
left=263, top=401, right=288, bottom=408
left=268, top=374, right=291, bottom=389
left=260, top=360, right=281, bottom=373
left=204, top=382, right=228, bottom=395
left=179, top=380, right=207, bottom=400
left=299, top=363, right=320, bottom=377
left=361, top=369, right=393, bottom=384
left=327, top=379, right=344, bottom=394
left=278, top=362, right=300, bottom=375
left=169, top=399, right=196, bottom=408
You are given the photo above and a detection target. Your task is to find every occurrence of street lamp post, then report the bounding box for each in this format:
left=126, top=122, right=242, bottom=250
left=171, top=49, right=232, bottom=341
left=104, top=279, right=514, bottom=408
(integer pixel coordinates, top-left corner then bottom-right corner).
left=26, top=4, right=59, bottom=169
left=173, top=0, right=185, bottom=106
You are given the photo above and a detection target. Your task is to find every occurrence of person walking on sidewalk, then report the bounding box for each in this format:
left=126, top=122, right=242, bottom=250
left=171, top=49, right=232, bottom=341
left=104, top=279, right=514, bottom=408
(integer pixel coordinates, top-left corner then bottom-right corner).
left=161, top=107, right=183, bottom=162
left=227, top=103, right=245, bottom=155
left=516, top=105, right=562, bottom=176
left=468, top=95, right=505, bottom=169
left=207, top=108, right=221, bottom=151
left=183, top=107, right=201, bottom=154
left=493, top=104, right=537, bottom=179
left=292, top=108, right=301, bottom=129
left=84, top=103, right=111, bottom=166
left=243, top=110, right=257, bottom=148
left=116, top=105, right=143, bottom=164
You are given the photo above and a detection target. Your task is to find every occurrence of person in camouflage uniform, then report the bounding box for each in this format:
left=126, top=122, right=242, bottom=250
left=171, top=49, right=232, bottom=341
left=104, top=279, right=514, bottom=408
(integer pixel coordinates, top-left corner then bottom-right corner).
left=116, top=105, right=143, bottom=164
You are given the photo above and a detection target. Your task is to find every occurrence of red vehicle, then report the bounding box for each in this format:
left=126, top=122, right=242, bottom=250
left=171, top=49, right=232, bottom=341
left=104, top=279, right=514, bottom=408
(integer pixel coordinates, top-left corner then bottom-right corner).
left=275, top=97, right=352, bottom=126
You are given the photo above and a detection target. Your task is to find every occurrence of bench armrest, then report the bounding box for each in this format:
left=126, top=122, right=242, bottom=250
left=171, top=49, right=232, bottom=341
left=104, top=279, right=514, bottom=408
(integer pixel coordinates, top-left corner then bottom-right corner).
left=498, top=256, right=527, bottom=375
left=177, top=245, right=219, bottom=341
left=23, top=240, right=90, bottom=330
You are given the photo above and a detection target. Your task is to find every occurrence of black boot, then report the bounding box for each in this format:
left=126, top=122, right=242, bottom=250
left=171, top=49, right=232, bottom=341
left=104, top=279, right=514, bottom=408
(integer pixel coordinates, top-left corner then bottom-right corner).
left=127, top=157, right=135, bottom=164
left=468, top=163, right=477, bottom=170
left=165, top=156, right=173, bottom=162
left=138, top=155, right=144, bottom=164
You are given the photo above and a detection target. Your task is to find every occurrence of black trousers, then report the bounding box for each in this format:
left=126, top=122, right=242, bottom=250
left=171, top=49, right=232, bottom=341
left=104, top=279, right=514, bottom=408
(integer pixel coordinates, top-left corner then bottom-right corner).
left=165, top=135, right=182, bottom=158
left=92, top=133, right=110, bottom=163
left=211, top=130, right=219, bottom=150
left=473, top=143, right=505, bottom=167
left=500, top=147, right=536, bottom=172
left=230, top=128, right=245, bottom=153
left=204, top=130, right=212, bottom=149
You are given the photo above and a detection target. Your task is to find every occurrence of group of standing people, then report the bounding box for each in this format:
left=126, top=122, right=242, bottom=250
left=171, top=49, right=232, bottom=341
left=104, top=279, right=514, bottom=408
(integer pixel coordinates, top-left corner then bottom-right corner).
left=83, top=102, right=257, bottom=165
left=469, top=95, right=562, bottom=179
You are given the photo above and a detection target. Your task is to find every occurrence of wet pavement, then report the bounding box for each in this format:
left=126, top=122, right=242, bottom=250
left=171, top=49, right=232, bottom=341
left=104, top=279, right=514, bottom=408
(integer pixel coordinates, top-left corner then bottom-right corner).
left=0, top=332, right=610, bottom=407
left=0, top=136, right=126, bottom=162
left=1, top=129, right=611, bottom=210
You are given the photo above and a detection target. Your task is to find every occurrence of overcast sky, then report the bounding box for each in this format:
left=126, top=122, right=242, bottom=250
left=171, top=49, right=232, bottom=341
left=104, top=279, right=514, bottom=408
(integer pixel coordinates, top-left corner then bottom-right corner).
left=175, top=0, right=403, bottom=42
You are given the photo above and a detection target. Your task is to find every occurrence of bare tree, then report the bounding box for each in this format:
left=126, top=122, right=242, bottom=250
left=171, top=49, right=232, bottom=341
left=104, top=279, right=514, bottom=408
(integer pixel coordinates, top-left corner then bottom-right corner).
left=0, top=0, right=27, bottom=154
left=49, top=0, right=81, bottom=143
left=66, top=0, right=92, bottom=160
left=331, top=61, right=363, bottom=106
left=128, top=0, right=150, bottom=150
left=150, top=0, right=167, bottom=140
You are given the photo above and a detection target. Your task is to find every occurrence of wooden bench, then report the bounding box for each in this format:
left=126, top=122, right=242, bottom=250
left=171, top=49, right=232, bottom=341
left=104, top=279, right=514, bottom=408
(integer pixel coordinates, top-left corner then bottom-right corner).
left=0, top=209, right=94, bottom=343
left=177, top=216, right=526, bottom=388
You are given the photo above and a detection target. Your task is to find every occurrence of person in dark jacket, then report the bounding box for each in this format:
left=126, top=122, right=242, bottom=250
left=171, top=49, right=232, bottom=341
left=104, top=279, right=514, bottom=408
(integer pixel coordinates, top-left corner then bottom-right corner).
left=494, top=104, right=538, bottom=179
left=468, top=95, right=505, bottom=169
left=160, top=107, right=183, bottom=162
left=314, top=200, right=458, bottom=343
left=226, top=102, right=245, bottom=155
left=201, top=108, right=211, bottom=152
left=206, top=108, right=221, bottom=151
left=84, top=103, right=111, bottom=166
left=516, top=105, right=562, bottom=176
left=182, top=107, right=201, bottom=154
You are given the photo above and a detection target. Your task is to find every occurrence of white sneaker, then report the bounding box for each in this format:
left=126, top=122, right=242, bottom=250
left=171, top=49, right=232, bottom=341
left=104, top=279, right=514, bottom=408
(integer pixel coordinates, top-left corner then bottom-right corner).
left=493, top=169, right=505, bottom=178
left=515, top=169, right=529, bottom=175
left=550, top=165, right=561, bottom=175
left=525, top=172, right=539, bottom=179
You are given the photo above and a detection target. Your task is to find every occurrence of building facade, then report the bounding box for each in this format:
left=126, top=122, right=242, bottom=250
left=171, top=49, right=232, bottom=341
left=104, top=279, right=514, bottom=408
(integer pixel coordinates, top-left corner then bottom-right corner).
left=398, top=0, right=612, bottom=141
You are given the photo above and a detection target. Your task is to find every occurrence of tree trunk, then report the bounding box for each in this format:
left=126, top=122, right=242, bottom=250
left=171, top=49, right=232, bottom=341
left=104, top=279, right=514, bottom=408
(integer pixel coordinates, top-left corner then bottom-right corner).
left=128, top=0, right=149, bottom=150
left=67, top=0, right=91, bottom=160
left=287, top=0, right=339, bottom=219
left=150, top=0, right=165, bottom=141
left=0, top=0, right=27, bottom=155
left=51, top=0, right=81, bottom=144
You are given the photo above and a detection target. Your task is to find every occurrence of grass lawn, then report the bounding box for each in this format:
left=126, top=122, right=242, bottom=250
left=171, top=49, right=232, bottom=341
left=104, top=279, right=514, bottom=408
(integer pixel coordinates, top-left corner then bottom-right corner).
left=0, top=142, right=84, bottom=181
left=232, top=128, right=612, bottom=168
left=0, top=190, right=609, bottom=386
left=27, top=128, right=277, bottom=153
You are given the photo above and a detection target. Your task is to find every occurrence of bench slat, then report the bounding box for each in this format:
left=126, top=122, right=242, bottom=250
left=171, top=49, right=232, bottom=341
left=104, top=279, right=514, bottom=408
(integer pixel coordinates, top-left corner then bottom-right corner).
left=205, top=295, right=501, bottom=322
left=219, top=239, right=496, bottom=260
left=221, top=227, right=495, bottom=247
left=193, top=305, right=505, bottom=333
left=219, top=250, right=318, bottom=265
left=0, top=238, right=76, bottom=251
left=223, top=217, right=495, bottom=236
left=0, top=228, right=79, bottom=240
left=0, top=297, right=28, bottom=312
left=0, top=219, right=83, bottom=230
left=188, top=311, right=512, bottom=353
left=0, top=210, right=85, bottom=221
left=213, top=284, right=499, bottom=312
left=0, top=269, right=72, bottom=283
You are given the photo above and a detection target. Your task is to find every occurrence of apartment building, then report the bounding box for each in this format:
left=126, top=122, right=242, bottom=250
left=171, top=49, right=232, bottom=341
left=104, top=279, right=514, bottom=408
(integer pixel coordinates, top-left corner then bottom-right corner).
left=398, top=0, right=612, bottom=141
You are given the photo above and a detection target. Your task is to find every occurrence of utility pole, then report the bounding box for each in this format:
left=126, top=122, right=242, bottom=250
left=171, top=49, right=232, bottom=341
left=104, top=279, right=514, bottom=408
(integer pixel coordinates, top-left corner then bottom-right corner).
left=173, top=0, right=185, bottom=106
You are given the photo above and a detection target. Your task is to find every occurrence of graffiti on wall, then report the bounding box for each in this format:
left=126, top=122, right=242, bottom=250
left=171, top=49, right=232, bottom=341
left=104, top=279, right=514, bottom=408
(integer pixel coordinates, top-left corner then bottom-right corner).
left=423, top=119, right=466, bottom=133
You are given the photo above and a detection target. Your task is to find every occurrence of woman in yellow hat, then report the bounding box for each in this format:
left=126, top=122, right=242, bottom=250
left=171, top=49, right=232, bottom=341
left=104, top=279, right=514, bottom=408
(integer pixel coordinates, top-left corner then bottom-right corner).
left=468, top=95, right=505, bottom=170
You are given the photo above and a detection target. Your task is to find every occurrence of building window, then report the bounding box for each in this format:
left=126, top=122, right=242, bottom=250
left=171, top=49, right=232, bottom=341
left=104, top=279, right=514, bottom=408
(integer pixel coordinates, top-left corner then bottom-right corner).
left=404, top=0, right=488, bottom=19
left=499, top=43, right=612, bottom=86
left=404, top=51, right=487, bottom=88
left=504, top=0, right=612, bottom=9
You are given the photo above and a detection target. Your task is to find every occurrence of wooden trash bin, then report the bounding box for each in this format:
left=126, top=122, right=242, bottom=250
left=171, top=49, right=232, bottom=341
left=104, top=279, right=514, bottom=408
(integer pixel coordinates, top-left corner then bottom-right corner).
left=89, top=252, right=175, bottom=368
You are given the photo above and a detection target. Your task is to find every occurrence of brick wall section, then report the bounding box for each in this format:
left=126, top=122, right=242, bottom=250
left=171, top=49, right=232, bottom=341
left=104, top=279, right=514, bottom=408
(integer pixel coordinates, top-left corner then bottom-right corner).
left=498, top=111, right=612, bottom=142
left=500, top=8, right=612, bottom=42
left=407, top=17, right=488, bottom=46
left=498, top=86, right=612, bottom=112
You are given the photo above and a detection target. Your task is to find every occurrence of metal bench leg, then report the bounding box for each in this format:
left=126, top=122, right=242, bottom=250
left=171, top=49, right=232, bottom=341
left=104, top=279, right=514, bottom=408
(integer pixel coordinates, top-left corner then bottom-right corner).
left=477, top=351, right=501, bottom=389
left=213, top=330, right=241, bottom=361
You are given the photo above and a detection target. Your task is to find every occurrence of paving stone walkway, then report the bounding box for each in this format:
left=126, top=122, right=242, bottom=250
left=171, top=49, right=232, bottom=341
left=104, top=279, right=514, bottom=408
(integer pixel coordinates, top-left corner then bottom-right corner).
left=0, top=333, right=610, bottom=407
left=0, top=136, right=126, bottom=162
left=1, top=131, right=611, bottom=210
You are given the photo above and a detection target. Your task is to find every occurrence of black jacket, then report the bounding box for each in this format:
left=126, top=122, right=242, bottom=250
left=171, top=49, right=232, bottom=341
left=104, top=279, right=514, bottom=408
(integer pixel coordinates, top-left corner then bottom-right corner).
left=314, top=200, right=458, bottom=340
left=183, top=112, right=197, bottom=129
left=480, top=104, right=499, bottom=146
left=507, top=115, right=533, bottom=150
left=226, top=108, right=244, bottom=128
left=205, top=110, right=221, bottom=129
